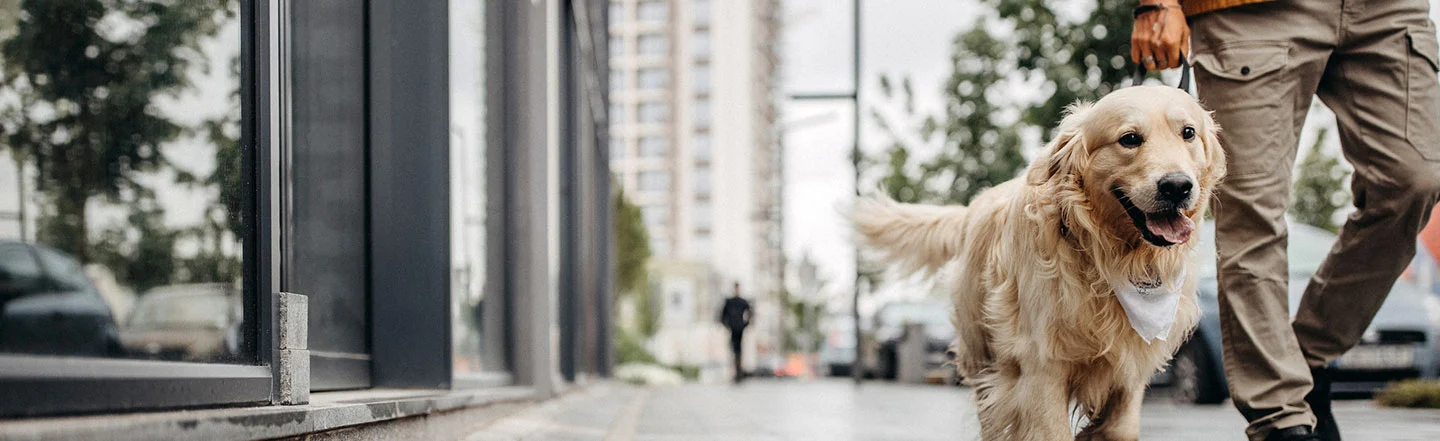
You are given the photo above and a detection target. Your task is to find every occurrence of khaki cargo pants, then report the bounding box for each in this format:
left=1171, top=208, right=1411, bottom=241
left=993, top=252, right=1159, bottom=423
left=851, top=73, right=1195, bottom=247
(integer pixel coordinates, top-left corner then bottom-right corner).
left=1191, top=0, right=1440, bottom=439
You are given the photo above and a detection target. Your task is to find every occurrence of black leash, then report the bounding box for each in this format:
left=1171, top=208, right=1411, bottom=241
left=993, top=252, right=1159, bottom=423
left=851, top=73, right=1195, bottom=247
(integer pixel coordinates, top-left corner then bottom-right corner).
left=1130, top=55, right=1192, bottom=92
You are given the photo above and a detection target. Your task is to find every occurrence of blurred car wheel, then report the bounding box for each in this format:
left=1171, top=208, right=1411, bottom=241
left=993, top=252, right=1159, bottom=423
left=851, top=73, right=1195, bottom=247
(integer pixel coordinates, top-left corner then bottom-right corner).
left=1172, top=341, right=1227, bottom=404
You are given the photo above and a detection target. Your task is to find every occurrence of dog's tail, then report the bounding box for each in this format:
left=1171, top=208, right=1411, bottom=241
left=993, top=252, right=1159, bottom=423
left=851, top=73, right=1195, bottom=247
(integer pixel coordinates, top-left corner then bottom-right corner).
left=849, top=193, right=969, bottom=276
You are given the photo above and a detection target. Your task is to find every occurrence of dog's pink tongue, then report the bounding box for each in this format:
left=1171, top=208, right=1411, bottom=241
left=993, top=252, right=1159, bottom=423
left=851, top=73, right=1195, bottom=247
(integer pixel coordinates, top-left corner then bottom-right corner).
left=1145, top=212, right=1194, bottom=244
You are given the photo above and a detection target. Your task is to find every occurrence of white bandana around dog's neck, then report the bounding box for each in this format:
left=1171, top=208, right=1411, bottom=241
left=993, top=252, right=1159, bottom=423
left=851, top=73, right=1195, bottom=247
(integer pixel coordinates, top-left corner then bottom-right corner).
left=1109, top=269, right=1185, bottom=344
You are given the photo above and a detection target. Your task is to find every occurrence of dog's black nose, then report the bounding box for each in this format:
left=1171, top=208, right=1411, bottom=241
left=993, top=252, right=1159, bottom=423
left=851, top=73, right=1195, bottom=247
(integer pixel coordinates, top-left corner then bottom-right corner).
left=1156, top=173, right=1193, bottom=205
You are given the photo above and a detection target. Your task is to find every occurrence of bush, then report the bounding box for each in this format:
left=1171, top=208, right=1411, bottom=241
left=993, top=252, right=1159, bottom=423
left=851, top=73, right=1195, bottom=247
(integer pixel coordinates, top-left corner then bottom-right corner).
left=670, top=364, right=701, bottom=381
left=1376, top=380, right=1440, bottom=408
left=615, top=328, right=658, bottom=365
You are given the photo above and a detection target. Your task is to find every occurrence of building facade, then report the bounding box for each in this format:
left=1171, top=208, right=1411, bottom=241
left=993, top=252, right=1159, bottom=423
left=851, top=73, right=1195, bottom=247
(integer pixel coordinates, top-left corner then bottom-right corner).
left=606, top=0, right=783, bottom=372
left=0, top=0, right=612, bottom=438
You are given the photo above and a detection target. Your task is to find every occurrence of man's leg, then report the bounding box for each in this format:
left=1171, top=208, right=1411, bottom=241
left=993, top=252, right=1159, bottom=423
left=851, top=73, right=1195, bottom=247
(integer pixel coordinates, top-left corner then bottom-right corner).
left=1303, top=0, right=1440, bottom=371
left=730, top=329, right=744, bottom=379
left=1189, top=2, right=1335, bottom=439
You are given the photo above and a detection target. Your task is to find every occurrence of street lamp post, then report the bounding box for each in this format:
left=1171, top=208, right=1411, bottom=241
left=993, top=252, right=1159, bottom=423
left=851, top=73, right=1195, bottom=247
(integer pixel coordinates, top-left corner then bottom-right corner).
left=786, top=0, right=861, bottom=384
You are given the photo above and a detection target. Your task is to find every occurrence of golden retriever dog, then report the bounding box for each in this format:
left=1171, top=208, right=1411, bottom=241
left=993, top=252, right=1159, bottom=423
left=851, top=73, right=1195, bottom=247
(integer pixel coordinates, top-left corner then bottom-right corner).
left=851, top=85, right=1225, bottom=441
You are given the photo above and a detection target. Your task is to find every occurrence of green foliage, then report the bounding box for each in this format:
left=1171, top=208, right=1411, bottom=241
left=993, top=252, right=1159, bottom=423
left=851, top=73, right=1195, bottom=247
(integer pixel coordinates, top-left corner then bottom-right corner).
left=1377, top=380, right=1440, bottom=408
left=669, top=364, right=701, bottom=380
left=612, top=184, right=661, bottom=338
left=615, top=327, right=658, bottom=365
left=634, top=281, right=662, bottom=338
left=0, top=0, right=233, bottom=263
left=1291, top=128, right=1349, bottom=232
left=784, top=295, right=825, bottom=352
left=864, top=0, right=1139, bottom=205
left=614, top=185, right=651, bottom=295
left=89, top=198, right=178, bottom=293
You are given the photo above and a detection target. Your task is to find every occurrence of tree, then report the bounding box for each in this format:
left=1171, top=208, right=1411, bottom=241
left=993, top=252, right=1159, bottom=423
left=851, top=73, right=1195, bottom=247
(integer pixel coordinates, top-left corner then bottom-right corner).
left=784, top=295, right=825, bottom=352
left=864, top=1, right=1139, bottom=205
left=613, top=184, right=659, bottom=337
left=1291, top=127, right=1349, bottom=232
left=614, top=185, right=651, bottom=295
left=0, top=0, right=232, bottom=262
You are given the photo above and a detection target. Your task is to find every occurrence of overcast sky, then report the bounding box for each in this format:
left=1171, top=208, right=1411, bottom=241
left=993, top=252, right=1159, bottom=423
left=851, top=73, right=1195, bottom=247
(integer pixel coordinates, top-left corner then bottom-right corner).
left=781, top=0, right=980, bottom=312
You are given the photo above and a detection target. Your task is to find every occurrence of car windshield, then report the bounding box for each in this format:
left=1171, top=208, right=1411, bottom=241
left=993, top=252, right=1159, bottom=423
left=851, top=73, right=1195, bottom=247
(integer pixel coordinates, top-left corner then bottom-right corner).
left=128, top=288, right=231, bottom=328
left=1196, top=220, right=1337, bottom=278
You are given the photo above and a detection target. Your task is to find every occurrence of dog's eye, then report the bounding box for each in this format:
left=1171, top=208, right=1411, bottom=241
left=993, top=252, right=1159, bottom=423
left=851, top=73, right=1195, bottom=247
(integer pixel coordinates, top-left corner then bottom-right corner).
left=1181, top=126, right=1196, bottom=141
left=1118, top=133, right=1143, bottom=148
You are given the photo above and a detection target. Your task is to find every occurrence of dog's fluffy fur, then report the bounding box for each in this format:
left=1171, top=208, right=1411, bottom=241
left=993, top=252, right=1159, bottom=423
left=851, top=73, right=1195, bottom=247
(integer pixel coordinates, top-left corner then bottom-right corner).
left=852, top=86, right=1226, bottom=441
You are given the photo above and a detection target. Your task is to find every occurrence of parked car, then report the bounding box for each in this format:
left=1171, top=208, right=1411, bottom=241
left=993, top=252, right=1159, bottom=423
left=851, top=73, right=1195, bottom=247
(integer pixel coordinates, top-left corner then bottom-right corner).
left=1159, top=221, right=1440, bottom=404
left=0, top=240, right=123, bottom=357
left=870, top=299, right=954, bottom=380
left=819, top=314, right=858, bottom=377
left=120, top=283, right=242, bottom=361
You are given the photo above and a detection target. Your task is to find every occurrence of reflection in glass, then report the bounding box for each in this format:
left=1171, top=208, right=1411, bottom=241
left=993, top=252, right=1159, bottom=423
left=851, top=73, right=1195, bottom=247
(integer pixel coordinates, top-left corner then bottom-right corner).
left=451, top=0, right=500, bottom=374
left=0, top=1, right=246, bottom=362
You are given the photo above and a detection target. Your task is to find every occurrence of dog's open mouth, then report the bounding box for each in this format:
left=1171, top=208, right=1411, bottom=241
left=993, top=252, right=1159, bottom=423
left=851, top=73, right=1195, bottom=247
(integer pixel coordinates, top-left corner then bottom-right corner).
left=1111, top=187, right=1193, bottom=247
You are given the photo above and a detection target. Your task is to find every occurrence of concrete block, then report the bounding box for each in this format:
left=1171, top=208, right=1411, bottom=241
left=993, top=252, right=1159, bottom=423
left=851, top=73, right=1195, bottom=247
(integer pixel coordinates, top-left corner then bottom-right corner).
left=279, top=348, right=311, bottom=405
left=278, top=292, right=308, bottom=350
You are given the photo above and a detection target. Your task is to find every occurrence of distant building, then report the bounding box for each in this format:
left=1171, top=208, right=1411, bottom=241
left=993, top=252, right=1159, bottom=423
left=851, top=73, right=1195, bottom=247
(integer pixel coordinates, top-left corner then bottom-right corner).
left=607, top=0, right=784, bottom=372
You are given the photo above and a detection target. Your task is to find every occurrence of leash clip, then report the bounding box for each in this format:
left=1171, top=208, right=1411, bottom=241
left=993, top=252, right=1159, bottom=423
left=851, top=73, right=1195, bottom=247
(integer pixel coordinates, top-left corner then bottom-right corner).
left=1131, top=55, right=1192, bottom=93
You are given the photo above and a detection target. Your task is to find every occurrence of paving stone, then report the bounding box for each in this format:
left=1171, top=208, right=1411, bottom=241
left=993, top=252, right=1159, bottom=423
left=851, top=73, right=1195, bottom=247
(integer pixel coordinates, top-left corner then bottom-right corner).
left=463, top=379, right=1440, bottom=440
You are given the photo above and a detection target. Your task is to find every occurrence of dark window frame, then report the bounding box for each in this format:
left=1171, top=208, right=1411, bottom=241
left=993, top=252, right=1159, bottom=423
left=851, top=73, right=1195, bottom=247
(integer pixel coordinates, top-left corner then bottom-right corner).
left=0, top=0, right=278, bottom=417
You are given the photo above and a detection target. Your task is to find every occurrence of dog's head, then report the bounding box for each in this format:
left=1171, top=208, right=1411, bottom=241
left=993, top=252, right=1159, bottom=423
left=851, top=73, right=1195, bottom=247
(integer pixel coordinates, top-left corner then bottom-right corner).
left=1027, top=85, right=1226, bottom=248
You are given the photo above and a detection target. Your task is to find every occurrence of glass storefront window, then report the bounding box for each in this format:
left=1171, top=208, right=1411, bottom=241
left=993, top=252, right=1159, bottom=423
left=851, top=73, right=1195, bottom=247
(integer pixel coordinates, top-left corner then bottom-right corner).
left=450, top=0, right=502, bottom=375
left=0, top=0, right=248, bottom=363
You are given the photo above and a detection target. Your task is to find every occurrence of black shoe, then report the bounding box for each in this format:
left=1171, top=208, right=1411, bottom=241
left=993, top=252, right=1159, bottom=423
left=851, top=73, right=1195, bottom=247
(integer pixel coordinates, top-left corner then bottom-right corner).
left=1265, top=426, right=1322, bottom=441
left=1306, top=367, right=1341, bottom=441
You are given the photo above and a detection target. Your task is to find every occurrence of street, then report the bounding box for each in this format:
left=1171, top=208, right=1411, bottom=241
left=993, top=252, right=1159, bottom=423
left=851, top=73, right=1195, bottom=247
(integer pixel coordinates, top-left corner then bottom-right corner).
left=466, top=379, right=1440, bottom=441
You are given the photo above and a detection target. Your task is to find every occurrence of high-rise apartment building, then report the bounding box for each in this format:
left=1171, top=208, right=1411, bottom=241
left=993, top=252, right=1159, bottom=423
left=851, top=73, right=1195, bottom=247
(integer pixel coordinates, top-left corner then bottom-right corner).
left=607, top=0, right=782, bottom=299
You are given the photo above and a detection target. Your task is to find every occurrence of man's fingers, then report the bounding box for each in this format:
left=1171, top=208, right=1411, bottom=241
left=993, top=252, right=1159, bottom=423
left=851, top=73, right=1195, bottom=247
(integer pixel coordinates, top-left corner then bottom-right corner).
left=1139, top=42, right=1157, bottom=71
left=1131, top=37, right=1143, bottom=64
left=1164, top=42, right=1182, bottom=69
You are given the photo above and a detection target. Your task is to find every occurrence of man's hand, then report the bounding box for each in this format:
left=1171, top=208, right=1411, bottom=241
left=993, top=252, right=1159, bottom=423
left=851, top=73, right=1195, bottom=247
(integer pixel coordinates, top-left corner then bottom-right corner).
left=1131, top=1, right=1190, bottom=70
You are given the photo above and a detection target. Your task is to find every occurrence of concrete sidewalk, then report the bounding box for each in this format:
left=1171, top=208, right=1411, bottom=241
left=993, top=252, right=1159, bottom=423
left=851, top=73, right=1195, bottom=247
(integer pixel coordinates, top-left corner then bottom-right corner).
left=464, top=379, right=1440, bottom=441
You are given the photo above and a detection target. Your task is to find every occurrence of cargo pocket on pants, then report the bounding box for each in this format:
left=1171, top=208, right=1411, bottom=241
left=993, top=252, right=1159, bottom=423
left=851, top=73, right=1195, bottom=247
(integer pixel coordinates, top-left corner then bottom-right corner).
left=1407, top=26, right=1440, bottom=161
left=1192, top=42, right=1292, bottom=177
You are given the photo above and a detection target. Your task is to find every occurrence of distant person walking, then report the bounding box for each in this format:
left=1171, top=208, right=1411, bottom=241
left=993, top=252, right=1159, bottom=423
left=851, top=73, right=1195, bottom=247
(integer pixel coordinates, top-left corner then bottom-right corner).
left=719, top=283, right=752, bottom=382
left=1133, top=1, right=1440, bottom=440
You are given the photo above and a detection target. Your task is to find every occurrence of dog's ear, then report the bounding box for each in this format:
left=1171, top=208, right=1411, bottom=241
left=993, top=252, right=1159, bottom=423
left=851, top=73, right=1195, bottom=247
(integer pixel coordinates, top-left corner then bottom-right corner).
left=1199, top=109, right=1226, bottom=186
left=1026, top=102, right=1092, bottom=186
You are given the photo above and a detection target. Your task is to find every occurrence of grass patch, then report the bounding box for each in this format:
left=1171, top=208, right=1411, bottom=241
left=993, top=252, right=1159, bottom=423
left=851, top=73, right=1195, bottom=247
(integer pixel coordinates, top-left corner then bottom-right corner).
left=1375, top=380, right=1440, bottom=409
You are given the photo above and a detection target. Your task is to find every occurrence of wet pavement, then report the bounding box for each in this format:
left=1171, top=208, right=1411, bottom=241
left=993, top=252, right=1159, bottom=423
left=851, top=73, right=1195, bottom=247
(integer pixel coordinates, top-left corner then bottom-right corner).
left=464, top=379, right=1440, bottom=441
